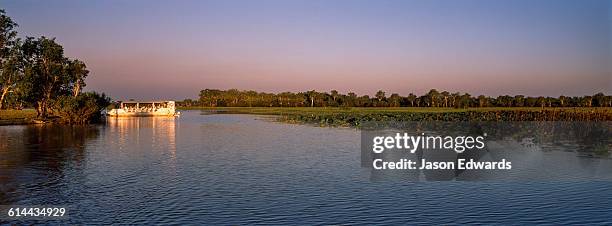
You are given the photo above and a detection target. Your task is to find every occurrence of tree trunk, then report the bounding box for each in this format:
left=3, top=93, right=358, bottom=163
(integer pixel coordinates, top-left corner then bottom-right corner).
left=73, top=82, right=81, bottom=97
left=0, top=87, right=9, bottom=110
left=36, top=101, right=44, bottom=118
left=39, top=87, right=53, bottom=118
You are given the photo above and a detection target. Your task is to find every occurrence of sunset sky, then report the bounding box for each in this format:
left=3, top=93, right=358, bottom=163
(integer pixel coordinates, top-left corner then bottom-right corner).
left=2, top=0, right=610, bottom=99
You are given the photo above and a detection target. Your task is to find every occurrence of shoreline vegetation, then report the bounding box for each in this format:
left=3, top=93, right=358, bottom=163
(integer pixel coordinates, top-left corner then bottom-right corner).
left=177, top=89, right=612, bottom=126
left=0, top=109, right=35, bottom=125
left=1, top=9, right=110, bottom=124
left=183, top=107, right=612, bottom=127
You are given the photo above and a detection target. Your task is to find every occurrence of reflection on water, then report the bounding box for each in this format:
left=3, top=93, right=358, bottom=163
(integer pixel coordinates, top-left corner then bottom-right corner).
left=0, top=112, right=611, bottom=224
left=0, top=124, right=100, bottom=205
left=106, top=117, right=177, bottom=160
left=362, top=122, right=612, bottom=181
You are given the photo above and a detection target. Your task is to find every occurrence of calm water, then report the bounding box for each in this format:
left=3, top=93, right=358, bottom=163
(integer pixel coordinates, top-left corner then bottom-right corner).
left=1, top=111, right=611, bottom=225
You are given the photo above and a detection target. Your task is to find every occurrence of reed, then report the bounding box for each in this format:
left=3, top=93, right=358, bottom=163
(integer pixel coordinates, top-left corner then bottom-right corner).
left=187, top=107, right=612, bottom=127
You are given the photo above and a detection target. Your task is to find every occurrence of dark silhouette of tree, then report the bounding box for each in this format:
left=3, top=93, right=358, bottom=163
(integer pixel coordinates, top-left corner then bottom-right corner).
left=389, top=93, right=401, bottom=107
left=185, top=88, right=611, bottom=108
left=375, top=90, right=385, bottom=102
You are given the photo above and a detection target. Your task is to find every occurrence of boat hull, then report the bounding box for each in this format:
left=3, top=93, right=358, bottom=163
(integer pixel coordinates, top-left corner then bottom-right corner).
left=106, top=108, right=180, bottom=117
left=106, top=112, right=180, bottom=117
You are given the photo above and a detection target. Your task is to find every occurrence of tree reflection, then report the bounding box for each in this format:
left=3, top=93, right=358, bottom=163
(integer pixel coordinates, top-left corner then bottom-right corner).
left=0, top=124, right=100, bottom=204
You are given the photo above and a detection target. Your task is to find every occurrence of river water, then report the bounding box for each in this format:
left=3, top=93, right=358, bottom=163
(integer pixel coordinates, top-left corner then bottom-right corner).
left=0, top=111, right=611, bottom=224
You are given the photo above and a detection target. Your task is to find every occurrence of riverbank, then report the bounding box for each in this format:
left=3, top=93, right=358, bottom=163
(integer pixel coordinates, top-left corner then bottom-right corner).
left=0, top=109, right=38, bottom=125
left=182, top=107, right=612, bottom=127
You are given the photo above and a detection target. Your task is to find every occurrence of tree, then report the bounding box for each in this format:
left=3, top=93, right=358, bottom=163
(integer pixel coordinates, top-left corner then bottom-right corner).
left=514, top=95, right=525, bottom=107
left=330, top=90, right=339, bottom=102
left=375, top=90, right=386, bottom=102
left=593, top=93, right=606, bottom=107
left=50, top=92, right=110, bottom=124
left=199, top=89, right=224, bottom=107
left=478, top=95, right=487, bottom=107
left=306, top=90, right=319, bottom=107
left=582, top=96, right=593, bottom=107
left=423, top=89, right=441, bottom=107
left=0, top=40, right=23, bottom=109
left=406, top=93, right=416, bottom=107
left=525, top=97, right=537, bottom=107
left=536, top=96, right=546, bottom=108
left=0, top=9, right=20, bottom=109
left=389, top=93, right=401, bottom=107
left=559, top=95, right=566, bottom=107
left=185, top=88, right=608, bottom=108
left=345, top=92, right=357, bottom=107
left=66, top=59, right=88, bottom=97
left=457, top=93, right=471, bottom=108
left=22, top=37, right=71, bottom=118
left=358, top=95, right=371, bottom=107
left=441, top=91, right=450, bottom=107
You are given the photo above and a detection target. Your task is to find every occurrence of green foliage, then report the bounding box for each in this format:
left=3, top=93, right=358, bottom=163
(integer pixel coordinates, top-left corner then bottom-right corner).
left=0, top=9, right=18, bottom=55
left=186, top=89, right=612, bottom=109
left=0, top=9, right=105, bottom=124
left=1, top=9, right=21, bottom=110
left=50, top=92, right=111, bottom=124
left=187, top=107, right=612, bottom=126
left=0, top=109, right=36, bottom=125
left=289, top=109, right=612, bottom=126
left=21, top=36, right=71, bottom=117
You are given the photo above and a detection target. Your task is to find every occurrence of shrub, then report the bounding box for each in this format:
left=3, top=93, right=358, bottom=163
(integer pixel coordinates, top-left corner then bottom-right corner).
left=50, top=92, right=111, bottom=124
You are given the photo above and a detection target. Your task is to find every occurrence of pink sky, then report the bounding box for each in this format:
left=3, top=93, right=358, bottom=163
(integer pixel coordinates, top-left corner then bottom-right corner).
left=4, top=0, right=610, bottom=99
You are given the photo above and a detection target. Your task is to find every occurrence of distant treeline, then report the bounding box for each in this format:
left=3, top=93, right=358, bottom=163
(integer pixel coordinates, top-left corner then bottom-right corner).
left=0, top=9, right=109, bottom=123
left=178, top=89, right=611, bottom=108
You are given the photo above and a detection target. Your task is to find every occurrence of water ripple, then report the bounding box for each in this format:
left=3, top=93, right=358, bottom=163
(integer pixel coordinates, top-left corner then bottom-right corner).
left=0, top=112, right=610, bottom=225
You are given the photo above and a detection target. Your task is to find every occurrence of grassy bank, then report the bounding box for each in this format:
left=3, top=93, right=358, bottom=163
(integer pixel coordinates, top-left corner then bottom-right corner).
left=181, top=107, right=612, bottom=127
left=0, top=109, right=37, bottom=125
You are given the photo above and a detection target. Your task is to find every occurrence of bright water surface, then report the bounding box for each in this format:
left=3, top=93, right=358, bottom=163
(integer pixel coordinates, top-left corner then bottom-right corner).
left=1, top=111, right=611, bottom=225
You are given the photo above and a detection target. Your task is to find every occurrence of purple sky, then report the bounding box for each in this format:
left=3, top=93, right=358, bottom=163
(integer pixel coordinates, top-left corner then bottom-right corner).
left=2, top=0, right=611, bottom=99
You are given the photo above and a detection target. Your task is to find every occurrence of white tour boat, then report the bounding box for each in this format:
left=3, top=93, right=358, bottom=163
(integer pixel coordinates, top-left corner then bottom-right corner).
left=106, top=100, right=180, bottom=117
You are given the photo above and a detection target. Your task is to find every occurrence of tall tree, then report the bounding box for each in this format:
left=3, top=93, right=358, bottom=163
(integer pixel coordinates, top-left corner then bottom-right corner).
left=425, top=89, right=440, bottom=107
left=389, top=93, right=401, bottom=107
left=0, top=40, right=22, bottom=109
left=441, top=91, right=450, bottom=107
left=514, top=95, right=525, bottom=107
left=0, top=9, right=19, bottom=109
left=66, top=59, right=88, bottom=97
left=306, top=90, right=317, bottom=107
left=330, top=90, right=339, bottom=102
left=345, top=92, right=357, bottom=107
left=22, top=37, right=69, bottom=118
left=375, top=90, right=386, bottom=102
left=559, top=95, right=566, bottom=107
left=406, top=93, right=417, bottom=107
left=478, top=95, right=487, bottom=107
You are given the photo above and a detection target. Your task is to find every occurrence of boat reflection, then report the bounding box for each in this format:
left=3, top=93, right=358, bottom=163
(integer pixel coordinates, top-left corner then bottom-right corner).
left=106, top=116, right=178, bottom=160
